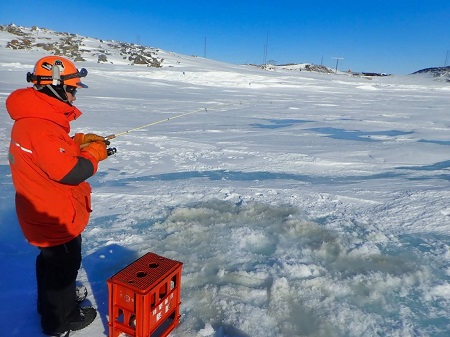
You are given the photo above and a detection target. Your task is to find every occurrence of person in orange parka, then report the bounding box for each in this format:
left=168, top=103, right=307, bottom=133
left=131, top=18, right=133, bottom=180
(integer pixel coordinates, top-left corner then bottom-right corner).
left=6, top=56, right=108, bottom=337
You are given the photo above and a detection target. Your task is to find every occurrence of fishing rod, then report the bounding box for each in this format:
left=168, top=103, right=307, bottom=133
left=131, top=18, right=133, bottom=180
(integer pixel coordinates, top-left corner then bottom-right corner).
left=82, top=102, right=241, bottom=154
left=102, top=106, right=211, bottom=142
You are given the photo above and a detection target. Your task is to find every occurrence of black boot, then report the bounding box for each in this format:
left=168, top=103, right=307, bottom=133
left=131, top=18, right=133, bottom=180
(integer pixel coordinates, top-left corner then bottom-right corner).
left=69, top=306, right=97, bottom=331
left=38, top=285, right=88, bottom=315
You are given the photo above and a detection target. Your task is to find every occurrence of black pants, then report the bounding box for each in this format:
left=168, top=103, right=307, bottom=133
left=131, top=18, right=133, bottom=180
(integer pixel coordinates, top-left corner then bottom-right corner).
left=36, top=235, right=82, bottom=333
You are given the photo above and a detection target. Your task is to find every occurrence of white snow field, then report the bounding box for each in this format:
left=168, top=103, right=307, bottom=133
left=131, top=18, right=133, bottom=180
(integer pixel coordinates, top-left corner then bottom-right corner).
left=1, top=29, right=450, bottom=337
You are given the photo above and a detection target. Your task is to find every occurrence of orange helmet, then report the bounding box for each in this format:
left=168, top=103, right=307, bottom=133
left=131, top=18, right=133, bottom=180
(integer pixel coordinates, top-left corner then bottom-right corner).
left=26, top=55, right=88, bottom=88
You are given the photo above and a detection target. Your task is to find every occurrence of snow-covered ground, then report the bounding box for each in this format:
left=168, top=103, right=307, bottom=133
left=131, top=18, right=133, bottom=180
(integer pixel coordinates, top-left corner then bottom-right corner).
left=1, top=34, right=450, bottom=336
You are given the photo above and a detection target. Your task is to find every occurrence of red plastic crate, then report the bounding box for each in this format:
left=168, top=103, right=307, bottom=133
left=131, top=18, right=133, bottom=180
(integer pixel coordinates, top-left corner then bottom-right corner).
left=107, top=252, right=183, bottom=337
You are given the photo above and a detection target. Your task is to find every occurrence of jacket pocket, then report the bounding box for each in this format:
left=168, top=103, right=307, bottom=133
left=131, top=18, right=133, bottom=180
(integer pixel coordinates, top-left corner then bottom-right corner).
left=70, top=182, right=92, bottom=224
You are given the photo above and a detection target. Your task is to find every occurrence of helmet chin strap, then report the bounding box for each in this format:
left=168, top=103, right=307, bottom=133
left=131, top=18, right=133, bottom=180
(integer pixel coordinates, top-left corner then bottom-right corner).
left=47, top=85, right=68, bottom=102
left=34, top=84, right=70, bottom=104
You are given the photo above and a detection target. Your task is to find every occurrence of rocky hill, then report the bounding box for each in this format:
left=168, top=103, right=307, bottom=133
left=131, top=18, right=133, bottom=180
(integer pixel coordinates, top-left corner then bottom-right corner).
left=266, top=63, right=335, bottom=74
left=412, top=66, right=450, bottom=81
left=0, top=23, right=163, bottom=67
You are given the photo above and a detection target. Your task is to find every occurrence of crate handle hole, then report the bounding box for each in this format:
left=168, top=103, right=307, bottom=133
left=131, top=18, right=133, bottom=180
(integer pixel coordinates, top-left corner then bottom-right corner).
left=136, top=271, right=147, bottom=277
left=149, top=263, right=159, bottom=268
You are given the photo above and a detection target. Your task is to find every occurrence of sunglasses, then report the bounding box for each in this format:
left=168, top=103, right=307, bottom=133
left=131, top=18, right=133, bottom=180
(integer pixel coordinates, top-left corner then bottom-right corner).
left=66, top=86, right=77, bottom=96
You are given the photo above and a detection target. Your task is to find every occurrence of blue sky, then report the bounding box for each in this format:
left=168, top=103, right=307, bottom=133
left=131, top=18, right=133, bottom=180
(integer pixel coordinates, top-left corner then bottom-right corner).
left=1, top=1, right=449, bottom=74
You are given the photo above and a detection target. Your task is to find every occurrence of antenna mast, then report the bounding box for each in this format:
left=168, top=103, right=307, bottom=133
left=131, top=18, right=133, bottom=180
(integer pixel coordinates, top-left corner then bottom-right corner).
left=331, top=57, right=344, bottom=74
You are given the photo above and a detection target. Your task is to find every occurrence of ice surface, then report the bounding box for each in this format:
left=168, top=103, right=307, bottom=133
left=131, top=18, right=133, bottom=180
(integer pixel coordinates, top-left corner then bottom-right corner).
left=1, top=30, right=450, bottom=336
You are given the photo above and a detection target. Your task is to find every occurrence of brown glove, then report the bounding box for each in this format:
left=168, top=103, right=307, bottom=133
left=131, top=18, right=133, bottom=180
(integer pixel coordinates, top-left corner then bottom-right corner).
left=73, top=133, right=105, bottom=146
left=81, top=141, right=108, bottom=162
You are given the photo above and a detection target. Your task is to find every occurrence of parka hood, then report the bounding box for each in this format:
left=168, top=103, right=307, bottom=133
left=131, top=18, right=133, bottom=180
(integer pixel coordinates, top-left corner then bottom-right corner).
left=6, top=87, right=82, bottom=132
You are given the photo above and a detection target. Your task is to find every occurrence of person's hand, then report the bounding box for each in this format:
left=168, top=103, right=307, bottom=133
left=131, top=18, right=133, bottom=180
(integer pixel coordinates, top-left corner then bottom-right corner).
left=73, top=133, right=105, bottom=145
left=81, top=141, right=108, bottom=162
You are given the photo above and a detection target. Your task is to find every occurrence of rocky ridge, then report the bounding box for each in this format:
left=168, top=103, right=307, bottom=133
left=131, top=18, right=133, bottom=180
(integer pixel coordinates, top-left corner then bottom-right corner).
left=1, top=23, right=163, bottom=67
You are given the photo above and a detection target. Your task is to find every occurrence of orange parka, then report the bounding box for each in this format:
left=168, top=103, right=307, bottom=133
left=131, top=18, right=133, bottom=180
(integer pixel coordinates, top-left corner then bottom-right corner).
left=6, top=87, right=98, bottom=247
